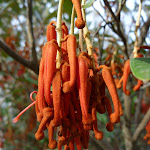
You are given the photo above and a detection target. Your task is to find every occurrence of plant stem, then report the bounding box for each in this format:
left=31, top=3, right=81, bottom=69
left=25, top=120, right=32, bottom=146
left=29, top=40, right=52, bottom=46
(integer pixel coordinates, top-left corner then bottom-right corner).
left=133, top=0, right=143, bottom=58
left=71, top=6, right=75, bottom=35
left=81, top=0, right=93, bottom=57
left=79, top=29, right=84, bottom=52
left=56, top=0, right=64, bottom=69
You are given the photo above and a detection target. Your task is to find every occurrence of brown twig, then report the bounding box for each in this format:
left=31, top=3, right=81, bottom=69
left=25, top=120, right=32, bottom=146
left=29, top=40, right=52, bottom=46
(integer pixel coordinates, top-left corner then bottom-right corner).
left=0, top=39, right=38, bottom=74
left=138, top=16, right=150, bottom=46
left=103, top=0, right=129, bottom=59
left=27, top=0, right=38, bottom=73
left=116, top=0, right=126, bottom=17
left=103, top=0, right=119, bottom=22
left=132, top=108, right=150, bottom=143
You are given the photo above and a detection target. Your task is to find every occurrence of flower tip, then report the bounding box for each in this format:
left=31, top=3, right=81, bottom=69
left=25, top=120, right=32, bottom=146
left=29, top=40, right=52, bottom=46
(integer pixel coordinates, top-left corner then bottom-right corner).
left=13, top=116, right=20, bottom=123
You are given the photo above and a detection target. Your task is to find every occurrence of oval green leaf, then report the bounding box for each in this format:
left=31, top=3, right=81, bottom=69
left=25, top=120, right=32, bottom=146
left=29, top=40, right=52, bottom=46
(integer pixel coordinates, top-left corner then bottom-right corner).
left=130, top=58, right=150, bottom=81
left=83, top=0, right=95, bottom=9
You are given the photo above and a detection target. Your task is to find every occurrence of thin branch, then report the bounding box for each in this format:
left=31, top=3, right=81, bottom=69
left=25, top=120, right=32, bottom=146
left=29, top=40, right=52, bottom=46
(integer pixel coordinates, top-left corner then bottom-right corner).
left=132, top=108, right=150, bottom=142
left=103, top=0, right=129, bottom=59
left=27, top=0, right=38, bottom=73
left=92, top=24, right=102, bottom=45
left=0, top=39, right=38, bottom=74
left=92, top=5, right=106, bottom=22
left=103, top=0, right=119, bottom=22
left=138, top=16, right=150, bottom=46
left=116, top=0, right=126, bottom=17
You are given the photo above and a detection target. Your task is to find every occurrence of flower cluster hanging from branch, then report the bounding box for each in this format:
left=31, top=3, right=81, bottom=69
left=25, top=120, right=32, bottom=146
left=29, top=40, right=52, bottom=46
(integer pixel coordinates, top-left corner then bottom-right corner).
left=13, top=0, right=123, bottom=149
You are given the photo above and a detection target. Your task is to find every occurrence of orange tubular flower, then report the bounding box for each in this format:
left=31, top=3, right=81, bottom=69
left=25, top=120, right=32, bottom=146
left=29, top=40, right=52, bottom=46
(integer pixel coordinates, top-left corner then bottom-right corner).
left=80, top=129, right=89, bottom=149
left=133, top=79, right=143, bottom=91
left=51, top=70, right=62, bottom=127
left=31, top=92, right=43, bottom=122
left=69, top=101, right=76, bottom=124
left=44, top=40, right=58, bottom=106
left=74, top=136, right=82, bottom=150
left=123, top=59, right=131, bottom=95
left=102, top=96, right=114, bottom=131
left=64, top=145, right=70, bottom=150
left=92, top=106, right=103, bottom=140
left=71, top=89, right=82, bottom=121
left=116, top=76, right=123, bottom=89
left=61, top=62, right=70, bottom=117
left=35, top=107, right=54, bottom=141
left=58, top=143, right=62, bottom=150
left=61, top=22, right=68, bottom=52
left=95, top=74, right=106, bottom=114
left=77, top=55, right=92, bottom=127
left=62, top=35, right=77, bottom=93
left=46, top=21, right=56, bottom=41
left=58, top=127, right=68, bottom=146
left=69, top=139, right=74, bottom=150
left=97, top=65, right=121, bottom=123
left=35, top=94, right=43, bottom=122
left=60, top=97, right=66, bottom=121
left=96, top=102, right=106, bottom=114
left=83, top=78, right=92, bottom=130
left=37, top=58, right=47, bottom=112
left=71, top=0, right=85, bottom=29
left=48, top=122, right=57, bottom=149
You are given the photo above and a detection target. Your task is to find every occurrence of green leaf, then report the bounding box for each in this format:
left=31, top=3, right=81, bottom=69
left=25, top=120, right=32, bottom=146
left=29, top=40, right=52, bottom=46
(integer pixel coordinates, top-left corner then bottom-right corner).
left=130, top=58, right=150, bottom=81
left=83, top=0, right=95, bottom=9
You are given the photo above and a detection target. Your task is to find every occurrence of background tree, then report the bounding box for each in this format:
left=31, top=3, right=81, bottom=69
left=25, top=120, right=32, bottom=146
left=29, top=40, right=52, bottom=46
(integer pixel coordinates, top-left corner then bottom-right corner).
left=0, top=0, right=150, bottom=150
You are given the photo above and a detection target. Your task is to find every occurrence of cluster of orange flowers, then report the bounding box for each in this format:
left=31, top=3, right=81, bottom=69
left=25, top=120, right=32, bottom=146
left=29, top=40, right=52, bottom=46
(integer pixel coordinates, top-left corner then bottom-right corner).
left=13, top=1, right=124, bottom=149
left=36, top=21, right=124, bottom=149
left=14, top=20, right=123, bottom=149
left=144, top=121, right=150, bottom=144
